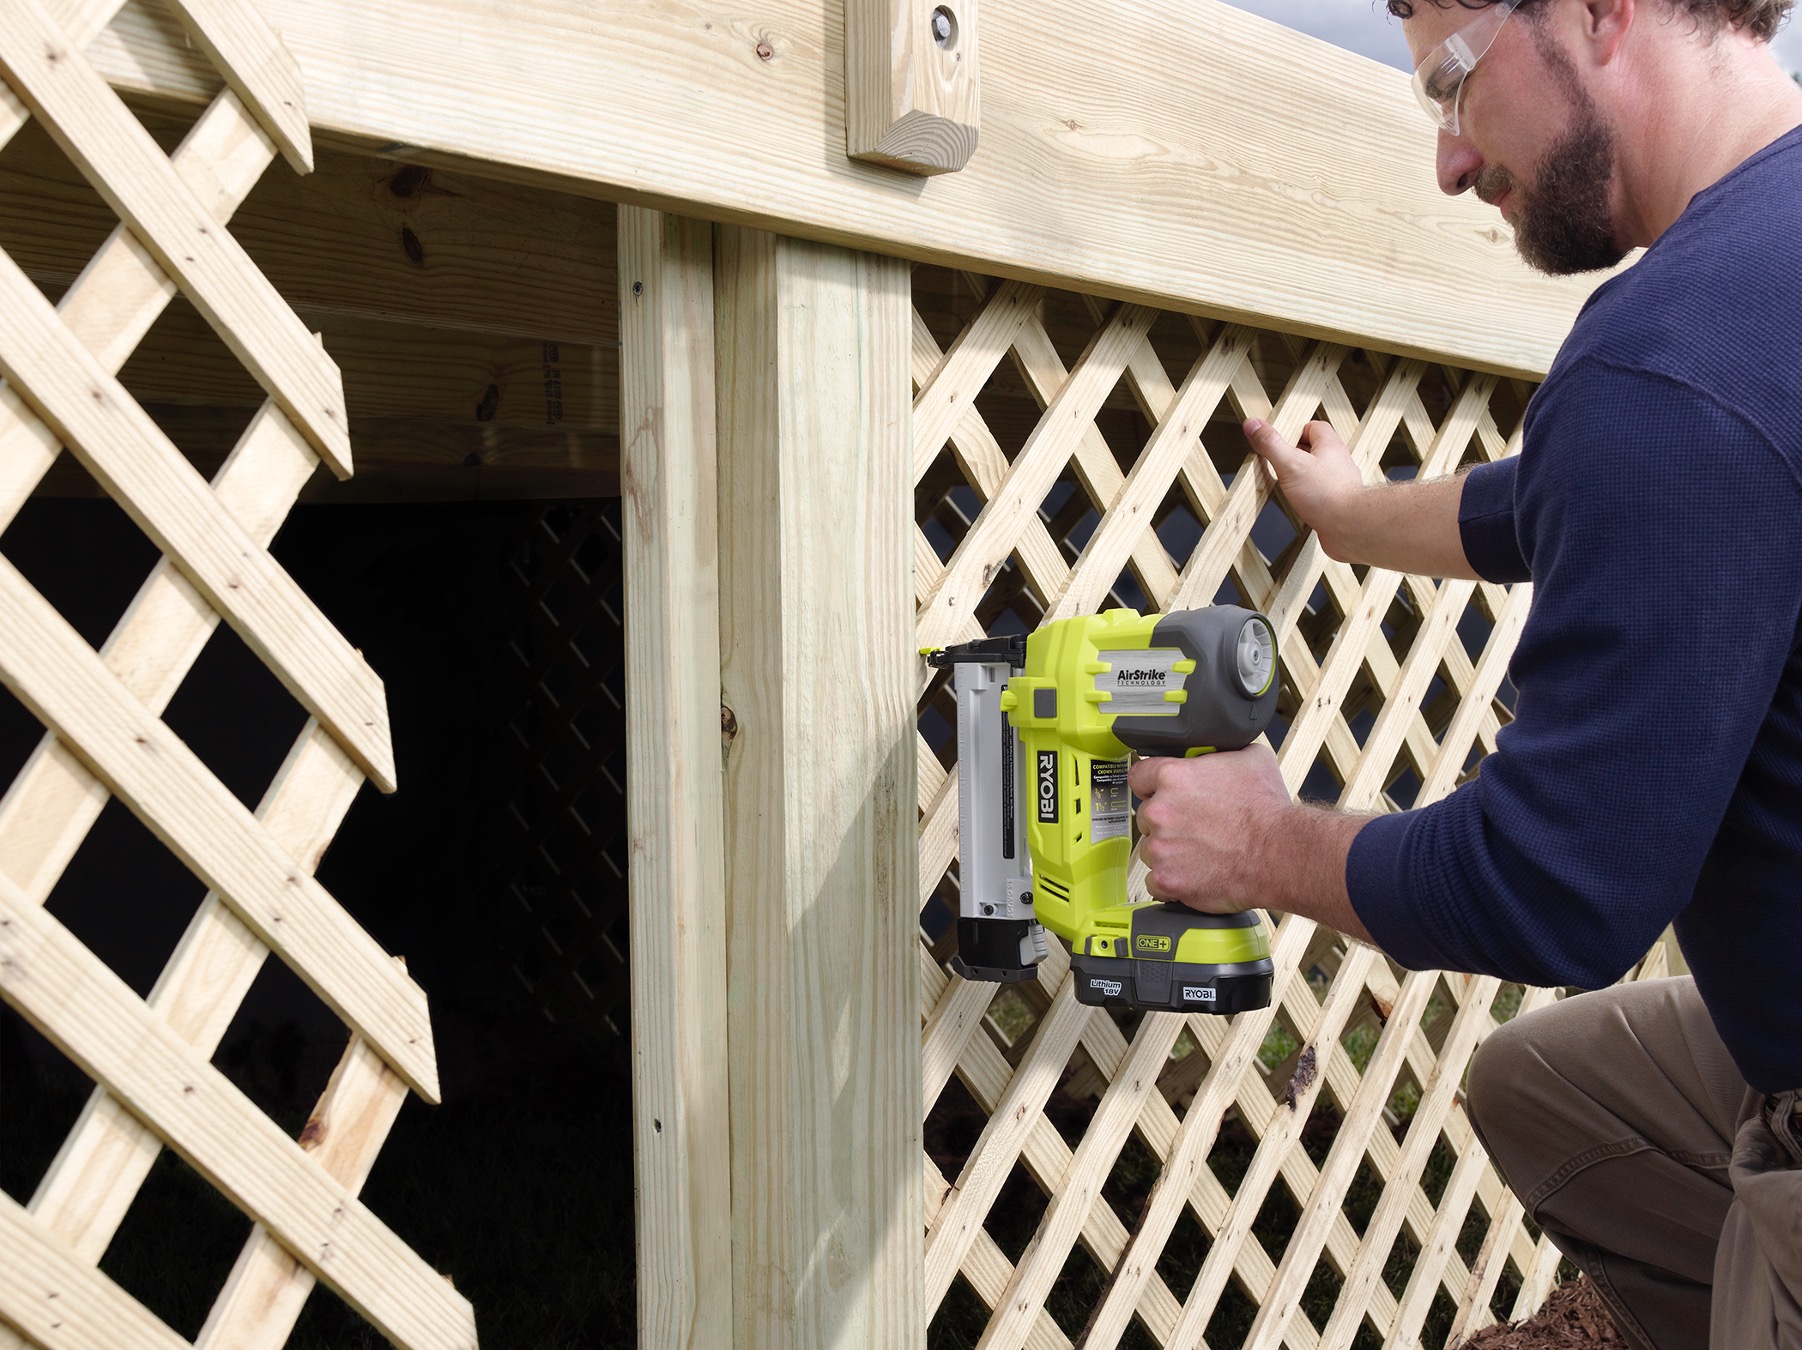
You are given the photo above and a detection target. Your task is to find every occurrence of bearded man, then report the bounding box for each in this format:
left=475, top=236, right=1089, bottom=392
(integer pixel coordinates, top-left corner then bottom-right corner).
left=1126, top=2, right=1801, bottom=1345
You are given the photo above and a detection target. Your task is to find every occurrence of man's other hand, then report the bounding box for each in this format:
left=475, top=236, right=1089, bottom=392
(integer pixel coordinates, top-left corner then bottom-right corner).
left=1242, top=418, right=1364, bottom=561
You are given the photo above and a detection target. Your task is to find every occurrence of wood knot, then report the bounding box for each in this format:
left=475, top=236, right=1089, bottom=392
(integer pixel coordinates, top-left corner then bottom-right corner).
left=388, top=164, right=430, bottom=197
left=755, top=38, right=774, bottom=60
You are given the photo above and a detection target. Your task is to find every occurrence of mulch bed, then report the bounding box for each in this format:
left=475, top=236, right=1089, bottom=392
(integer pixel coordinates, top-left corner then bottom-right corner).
left=1457, top=1278, right=1624, bottom=1348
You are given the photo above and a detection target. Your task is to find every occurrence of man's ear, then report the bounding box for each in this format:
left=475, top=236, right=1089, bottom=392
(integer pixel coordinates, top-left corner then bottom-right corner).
left=1581, top=0, right=1636, bottom=65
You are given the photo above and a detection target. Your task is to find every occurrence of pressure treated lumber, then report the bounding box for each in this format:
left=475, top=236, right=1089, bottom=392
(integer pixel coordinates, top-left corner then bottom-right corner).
left=89, top=0, right=1601, bottom=377
left=0, top=877, right=476, bottom=1350
left=0, top=116, right=619, bottom=346
left=111, top=307, right=615, bottom=427
left=0, top=0, right=354, bottom=472
left=0, top=560, right=437, bottom=1100
left=195, top=1032, right=410, bottom=1350
left=0, top=249, right=396, bottom=790
left=619, top=206, right=732, bottom=1350
left=29, top=409, right=620, bottom=503
left=151, top=0, right=312, bottom=172
left=0, top=79, right=277, bottom=537
left=0, top=1192, right=190, bottom=1350
left=716, top=227, right=922, bottom=1348
left=22, top=721, right=362, bottom=1263
left=846, top=0, right=980, bottom=174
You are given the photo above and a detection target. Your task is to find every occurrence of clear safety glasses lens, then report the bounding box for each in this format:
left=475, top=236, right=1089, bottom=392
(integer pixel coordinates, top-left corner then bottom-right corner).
left=1411, top=0, right=1524, bottom=136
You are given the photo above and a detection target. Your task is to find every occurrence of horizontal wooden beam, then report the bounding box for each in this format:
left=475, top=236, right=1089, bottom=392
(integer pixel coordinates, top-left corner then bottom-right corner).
left=106, top=304, right=615, bottom=428
left=0, top=112, right=617, bottom=346
left=34, top=406, right=619, bottom=501
left=90, top=0, right=1599, bottom=376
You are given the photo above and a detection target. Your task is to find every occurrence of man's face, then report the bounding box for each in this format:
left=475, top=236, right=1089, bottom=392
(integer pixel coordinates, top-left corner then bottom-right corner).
left=1404, top=1, right=1629, bottom=275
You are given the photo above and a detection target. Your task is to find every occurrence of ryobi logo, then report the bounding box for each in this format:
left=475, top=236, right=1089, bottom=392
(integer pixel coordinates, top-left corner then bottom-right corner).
left=1134, top=934, right=1172, bottom=954
left=1036, top=751, right=1059, bottom=823
left=1183, top=986, right=1216, bottom=1003
left=1090, top=978, right=1124, bottom=998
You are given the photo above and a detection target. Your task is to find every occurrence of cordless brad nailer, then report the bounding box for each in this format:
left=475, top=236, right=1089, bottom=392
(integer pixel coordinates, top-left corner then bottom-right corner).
left=926, top=607, right=1279, bottom=1013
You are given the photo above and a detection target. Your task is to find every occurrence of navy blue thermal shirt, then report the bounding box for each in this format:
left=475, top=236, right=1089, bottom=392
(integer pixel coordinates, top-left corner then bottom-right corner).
left=1348, top=128, right=1802, bottom=1093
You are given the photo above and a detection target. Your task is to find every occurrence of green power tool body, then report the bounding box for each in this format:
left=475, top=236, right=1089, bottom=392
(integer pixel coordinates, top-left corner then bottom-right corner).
left=926, top=607, right=1279, bottom=1013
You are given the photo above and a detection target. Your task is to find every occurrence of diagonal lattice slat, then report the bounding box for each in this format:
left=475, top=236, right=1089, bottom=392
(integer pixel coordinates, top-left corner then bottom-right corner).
left=0, top=2, right=473, bottom=1347
left=914, top=270, right=1666, bottom=1349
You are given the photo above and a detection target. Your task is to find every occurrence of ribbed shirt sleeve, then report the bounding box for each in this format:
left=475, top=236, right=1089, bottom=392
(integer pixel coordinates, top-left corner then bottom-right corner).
left=1346, top=359, right=1801, bottom=989
left=1457, top=459, right=1527, bottom=583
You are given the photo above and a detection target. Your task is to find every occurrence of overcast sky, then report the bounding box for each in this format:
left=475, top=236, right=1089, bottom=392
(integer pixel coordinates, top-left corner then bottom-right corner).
left=1214, top=0, right=1802, bottom=79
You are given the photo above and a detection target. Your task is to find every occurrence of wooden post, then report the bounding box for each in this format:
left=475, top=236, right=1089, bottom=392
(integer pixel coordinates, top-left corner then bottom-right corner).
left=619, top=207, right=733, bottom=1349
left=715, top=227, right=923, bottom=1348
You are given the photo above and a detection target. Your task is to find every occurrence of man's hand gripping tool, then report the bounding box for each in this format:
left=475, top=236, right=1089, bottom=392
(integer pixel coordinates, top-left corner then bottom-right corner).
left=926, top=607, right=1280, bottom=1013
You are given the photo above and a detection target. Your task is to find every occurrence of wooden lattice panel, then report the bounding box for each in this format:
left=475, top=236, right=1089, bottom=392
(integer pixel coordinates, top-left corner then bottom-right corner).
left=913, top=269, right=1669, bottom=1349
left=489, top=501, right=629, bottom=1040
left=0, top=2, right=473, bottom=1346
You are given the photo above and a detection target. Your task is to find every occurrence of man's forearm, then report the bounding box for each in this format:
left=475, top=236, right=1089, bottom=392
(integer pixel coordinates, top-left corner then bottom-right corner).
left=1253, top=801, right=1377, bottom=944
left=1327, top=473, right=1481, bottom=581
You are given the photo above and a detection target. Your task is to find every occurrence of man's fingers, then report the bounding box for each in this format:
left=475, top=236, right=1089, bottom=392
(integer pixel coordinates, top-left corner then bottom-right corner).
left=1127, top=756, right=1165, bottom=797
left=1242, top=417, right=1307, bottom=473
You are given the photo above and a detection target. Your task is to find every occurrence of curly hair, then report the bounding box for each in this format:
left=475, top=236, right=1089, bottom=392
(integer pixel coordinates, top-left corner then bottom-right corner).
left=1385, top=0, right=1793, bottom=42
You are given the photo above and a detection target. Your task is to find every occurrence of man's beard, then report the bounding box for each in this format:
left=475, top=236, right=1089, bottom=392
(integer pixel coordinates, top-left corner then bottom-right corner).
left=1481, top=65, right=1628, bottom=275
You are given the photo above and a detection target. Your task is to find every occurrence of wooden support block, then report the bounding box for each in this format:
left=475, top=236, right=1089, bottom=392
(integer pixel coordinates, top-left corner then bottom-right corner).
left=716, top=227, right=922, bottom=1348
left=847, top=0, right=979, bottom=174
left=618, top=206, right=733, bottom=1350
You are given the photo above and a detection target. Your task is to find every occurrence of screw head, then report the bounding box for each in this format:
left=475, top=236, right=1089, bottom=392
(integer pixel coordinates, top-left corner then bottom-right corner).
left=930, top=6, right=955, bottom=46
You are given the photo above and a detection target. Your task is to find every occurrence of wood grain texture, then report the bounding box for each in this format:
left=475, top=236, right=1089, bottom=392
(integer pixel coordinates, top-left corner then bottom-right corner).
left=23, top=723, right=364, bottom=1266
left=0, top=561, right=437, bottom=1100
left=0, top=0, right=353, bottom=472
left=716, top=227, right=923, bottom=1349
left=87, top=0, right=1603, bottom=376
left=846, top=0, right=979, bottom=174
left=0, top=878, right=475, bottom=1350
left=0, top=402, right=316, bottom=907
left=0, top=1192, right=189, bottom=1350
left=618, top=206, right=733, bottom=1350
left=0, top=84, right=276, bottom=537
left=153, top=0, right=312, bottom=172
left=194, top=1033, right=410, bottom=1350
left=0, top=116, right=619, bottom=347
left=0, top=252, right=395, bottom=790
left=0, top=0, right=127, bottom=155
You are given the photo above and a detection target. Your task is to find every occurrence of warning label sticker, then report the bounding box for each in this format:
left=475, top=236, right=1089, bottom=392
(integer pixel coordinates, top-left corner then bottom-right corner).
left=1095, top=648, right=1184, bottom=715
left=1090, top=759, right=1130, bottom=843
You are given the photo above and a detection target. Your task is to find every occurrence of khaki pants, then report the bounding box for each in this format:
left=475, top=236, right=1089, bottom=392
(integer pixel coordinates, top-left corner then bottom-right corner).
left=1467, top=976, right=1801, bottom=1350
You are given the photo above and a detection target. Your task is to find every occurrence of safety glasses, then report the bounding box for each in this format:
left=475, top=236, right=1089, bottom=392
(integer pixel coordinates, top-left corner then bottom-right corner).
left=1412, top=0, right=1525, bottom=136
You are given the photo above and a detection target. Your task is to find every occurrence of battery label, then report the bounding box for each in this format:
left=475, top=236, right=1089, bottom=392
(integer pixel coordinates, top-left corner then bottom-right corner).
left=1090, top=758, right=1130, bottom=843
left=1096, top=648, right=1185, bottom=715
